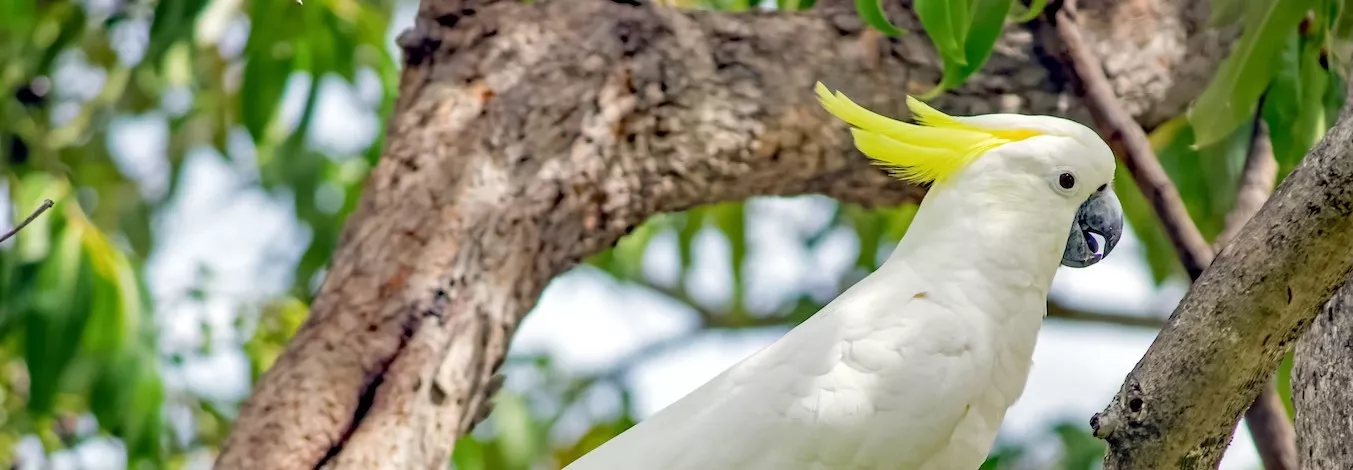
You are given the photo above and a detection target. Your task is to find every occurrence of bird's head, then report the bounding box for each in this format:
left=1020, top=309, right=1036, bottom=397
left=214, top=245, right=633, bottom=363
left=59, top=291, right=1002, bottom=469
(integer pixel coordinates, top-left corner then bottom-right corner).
left=815, top=83, right=1122, bottom=268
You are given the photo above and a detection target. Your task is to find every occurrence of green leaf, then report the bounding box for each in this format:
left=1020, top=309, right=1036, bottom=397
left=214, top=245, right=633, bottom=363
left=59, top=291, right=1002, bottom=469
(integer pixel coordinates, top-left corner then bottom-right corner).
left=843, top=204, right=882, bottom=270
left=1009, top=0, right=1048, bottom=23
left=80, top=229, right=144, bottom=356
left=936, top=0, right=1013, bottom=92
left=1265, top=32, right=1304, bottom=127
left=452, top=437, right=489, bottom=470
left=25, top=215, right=95, bottom=415
left=1152, top=114, right=1252, bottom=242
left=1265, top=22, right=1336, bottom=179
left=598, top=217, right=663, bottom=281
left=777, top=0, right=817, bottom=10
left=1189, top=0, right=1316, bottom=148
left=883, top=203, right=920, bottom=241
left=1276, top=349, right=1295, bottom=417
left=915, top=0, right=969, bottom=67
left=675, top=210, right=703, bottom=284
left=0, top=0, right=35, bottom=34
left=239, top=53, right=294, bottom=144
left=492, top=392, right=543, bottom=470
left=144, top=0, right=211, bottom=67
left=855, top=0, right=905, bottom=36
left=709, top=202, right=747, bottom=313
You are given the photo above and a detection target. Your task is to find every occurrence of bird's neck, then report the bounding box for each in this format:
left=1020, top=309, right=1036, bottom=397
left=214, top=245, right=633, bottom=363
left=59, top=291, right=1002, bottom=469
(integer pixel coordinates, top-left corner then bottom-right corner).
left=884, top=180, right=1076, bottom=319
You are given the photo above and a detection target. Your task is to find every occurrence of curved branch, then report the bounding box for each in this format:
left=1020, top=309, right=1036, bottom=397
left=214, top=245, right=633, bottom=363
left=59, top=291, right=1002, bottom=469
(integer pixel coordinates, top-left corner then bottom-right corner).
left=216, top=0, right=1231, bottom=468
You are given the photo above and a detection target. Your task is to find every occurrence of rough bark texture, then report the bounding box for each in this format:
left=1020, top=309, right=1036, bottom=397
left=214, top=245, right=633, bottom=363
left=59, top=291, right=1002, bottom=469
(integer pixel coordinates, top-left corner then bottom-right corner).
left=1230, top=120, right=1298, bottom=470
left=1295, top=276, right=1353, bottom=470
left=1090, top=82, right=1353, bottom=469
left=214, top=0, right=1228, bottom=468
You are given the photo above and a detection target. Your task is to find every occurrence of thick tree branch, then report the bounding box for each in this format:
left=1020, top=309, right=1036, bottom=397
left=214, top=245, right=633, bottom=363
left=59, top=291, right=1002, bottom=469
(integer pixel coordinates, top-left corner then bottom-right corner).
left=1047, top=3, right=1306, bottom=468
left=1228, top=119, right=1297, bottom=470
left=1293, top=275, right=1353, bottom=469
left=215, top=0, right=1231, bottom=468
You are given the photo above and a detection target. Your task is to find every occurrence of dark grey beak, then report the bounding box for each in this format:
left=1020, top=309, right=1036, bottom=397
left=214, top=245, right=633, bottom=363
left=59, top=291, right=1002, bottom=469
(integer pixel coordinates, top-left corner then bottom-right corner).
left=1061, top=187, right=1123, bottom=268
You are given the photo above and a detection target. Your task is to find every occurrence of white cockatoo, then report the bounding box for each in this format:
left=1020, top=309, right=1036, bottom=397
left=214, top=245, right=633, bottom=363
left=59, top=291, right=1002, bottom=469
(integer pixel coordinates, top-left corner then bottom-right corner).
left=563, top=83, right=1123, bottom=470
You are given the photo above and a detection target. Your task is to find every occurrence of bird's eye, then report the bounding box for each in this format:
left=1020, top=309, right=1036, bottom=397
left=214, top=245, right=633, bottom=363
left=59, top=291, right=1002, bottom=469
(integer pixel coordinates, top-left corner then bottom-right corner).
left=1058, top=172, right=1076, bottom=190
left=1097, top=184, right=1107, bottom=192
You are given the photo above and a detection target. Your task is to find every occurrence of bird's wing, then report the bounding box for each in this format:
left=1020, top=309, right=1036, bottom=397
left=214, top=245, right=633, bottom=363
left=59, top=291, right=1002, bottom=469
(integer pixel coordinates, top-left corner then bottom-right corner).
left=563, top=264, right=989, bottom=470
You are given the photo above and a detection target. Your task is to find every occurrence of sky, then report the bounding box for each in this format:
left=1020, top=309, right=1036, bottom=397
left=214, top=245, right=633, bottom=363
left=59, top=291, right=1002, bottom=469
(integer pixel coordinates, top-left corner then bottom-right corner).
left=10, top=0, right=1267, bottom=468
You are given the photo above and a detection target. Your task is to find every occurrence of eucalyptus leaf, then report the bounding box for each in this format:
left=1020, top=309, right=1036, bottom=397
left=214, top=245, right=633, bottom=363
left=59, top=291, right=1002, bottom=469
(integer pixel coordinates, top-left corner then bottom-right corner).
left=1189, top=0, right=1316, bottom=148
left=936, top=0, right=1013, bottom=92
left=915, top=0, right=969, bottom=67
left=1009, top=0, right=1048, bottom=23
left=855, top=0, right=906, bottom=36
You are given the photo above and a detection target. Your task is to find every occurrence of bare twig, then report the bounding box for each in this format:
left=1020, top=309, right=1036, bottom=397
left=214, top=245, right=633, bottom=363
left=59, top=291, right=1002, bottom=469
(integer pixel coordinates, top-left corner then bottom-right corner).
left=0, top=199, right=54, bottom=244
left=1049, top=2, right=1296, bottom=468
left=1045, top=300, right=1164, bottom=329
left=627, top=273, right=1164, bottom=330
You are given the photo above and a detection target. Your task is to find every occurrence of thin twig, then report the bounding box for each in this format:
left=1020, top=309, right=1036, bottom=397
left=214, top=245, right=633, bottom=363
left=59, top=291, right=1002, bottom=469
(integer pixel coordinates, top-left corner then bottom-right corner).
left=0, top=199, right=54, bottom=244
left=1049, top=2, right=1296, bottom=468
left=1049, top=1, right=1213, bottom=280
left=628, top=274, right=1164, bottom=330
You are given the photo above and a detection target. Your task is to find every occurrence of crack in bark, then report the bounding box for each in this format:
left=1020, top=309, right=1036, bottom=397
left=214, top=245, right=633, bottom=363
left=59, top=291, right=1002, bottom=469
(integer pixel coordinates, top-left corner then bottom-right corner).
left=314, top=292, right=446, bottom=470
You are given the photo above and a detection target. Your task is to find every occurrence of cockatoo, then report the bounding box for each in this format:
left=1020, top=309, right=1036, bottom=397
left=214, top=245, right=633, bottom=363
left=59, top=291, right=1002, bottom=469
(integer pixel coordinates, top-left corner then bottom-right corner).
left=563, top=83, right=1123, bottom=470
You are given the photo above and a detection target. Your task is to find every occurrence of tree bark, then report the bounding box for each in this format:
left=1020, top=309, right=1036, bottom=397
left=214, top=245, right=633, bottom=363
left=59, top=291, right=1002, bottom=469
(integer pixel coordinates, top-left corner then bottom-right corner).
left=1294, top=276, right=1353, bottom=470
left=214, top=0, right=1229, bottom=468
left=1089, top=79, right=1353, bottom=469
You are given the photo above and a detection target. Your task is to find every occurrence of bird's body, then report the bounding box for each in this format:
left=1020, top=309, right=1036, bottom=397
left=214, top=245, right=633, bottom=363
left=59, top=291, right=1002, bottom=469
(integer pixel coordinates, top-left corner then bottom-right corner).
left=564, top=85, right=1122, bottom=470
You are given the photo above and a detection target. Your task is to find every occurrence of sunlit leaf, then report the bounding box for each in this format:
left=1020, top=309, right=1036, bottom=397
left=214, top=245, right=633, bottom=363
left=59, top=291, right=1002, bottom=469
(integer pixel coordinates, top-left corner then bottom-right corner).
left=492, top=392, right=543, bottom=470
left=1009, top=0, right=1047, bottom=23
left=144, top=0, right=211, bottom=67
left=776, top=0, right=817, bottom=10
left=1189, top=0, right=1316, bottom=148
left=915, top=0, right=968, bottom=68
left=24, top=208, right=93, bottom=415
left=855, top=0, right=905, bottom=36
left=933, top=0, right=1013, bottom=94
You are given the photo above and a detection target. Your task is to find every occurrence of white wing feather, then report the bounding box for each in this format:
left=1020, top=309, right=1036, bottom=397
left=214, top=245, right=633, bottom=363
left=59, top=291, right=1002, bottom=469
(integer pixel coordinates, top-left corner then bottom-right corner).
left=563, top=262, right=994, bottom=470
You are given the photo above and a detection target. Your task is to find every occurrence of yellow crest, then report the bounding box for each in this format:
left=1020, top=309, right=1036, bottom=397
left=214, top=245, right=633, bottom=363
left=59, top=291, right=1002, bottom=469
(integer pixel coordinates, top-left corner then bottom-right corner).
left=814, top=82, right=1043, bottom=185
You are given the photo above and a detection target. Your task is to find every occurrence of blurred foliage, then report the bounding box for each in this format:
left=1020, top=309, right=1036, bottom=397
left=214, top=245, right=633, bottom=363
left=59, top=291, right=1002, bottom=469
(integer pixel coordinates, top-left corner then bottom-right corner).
left=0, top=0, right=1342, bottom=469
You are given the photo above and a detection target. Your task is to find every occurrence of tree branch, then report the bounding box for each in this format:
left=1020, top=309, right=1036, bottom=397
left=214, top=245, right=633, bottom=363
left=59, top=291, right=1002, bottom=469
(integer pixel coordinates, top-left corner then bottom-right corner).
left=1229, top=118, right=1297, bottom=470
left=0, top=199, right=53, bottom=244
left=1293, top=274, right=1353, bottom=469
left=216, top=0, right=1233, bottom=468
left=1047, top=3, right=1316, bottom=468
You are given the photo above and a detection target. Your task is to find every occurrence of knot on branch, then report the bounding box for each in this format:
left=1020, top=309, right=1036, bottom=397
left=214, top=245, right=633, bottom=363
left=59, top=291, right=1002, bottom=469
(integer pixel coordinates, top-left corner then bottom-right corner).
left=1092, top=380, right=1151, bottom=443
